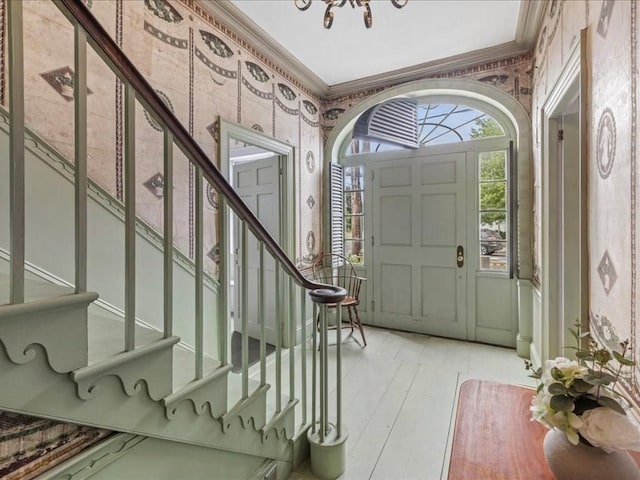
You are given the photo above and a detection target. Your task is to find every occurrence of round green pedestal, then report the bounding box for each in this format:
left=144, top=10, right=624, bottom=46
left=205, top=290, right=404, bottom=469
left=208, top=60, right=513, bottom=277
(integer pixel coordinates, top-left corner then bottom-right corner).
left=307, top=424, right=348, bottom=480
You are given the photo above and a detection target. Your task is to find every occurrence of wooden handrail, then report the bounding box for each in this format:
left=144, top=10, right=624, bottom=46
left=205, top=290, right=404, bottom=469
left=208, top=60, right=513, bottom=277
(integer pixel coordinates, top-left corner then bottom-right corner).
left=55, top=0, right=345, bottom=304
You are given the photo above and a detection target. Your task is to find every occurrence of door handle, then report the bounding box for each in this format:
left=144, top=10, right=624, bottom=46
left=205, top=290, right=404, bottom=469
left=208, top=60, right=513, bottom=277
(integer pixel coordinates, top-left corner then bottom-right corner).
left=457, top=245, right=464, bottom=268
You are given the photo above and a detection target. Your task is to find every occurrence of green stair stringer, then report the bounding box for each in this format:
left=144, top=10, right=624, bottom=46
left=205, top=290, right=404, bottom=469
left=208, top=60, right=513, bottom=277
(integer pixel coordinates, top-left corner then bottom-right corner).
left=0, top=336, right=295, bottom=461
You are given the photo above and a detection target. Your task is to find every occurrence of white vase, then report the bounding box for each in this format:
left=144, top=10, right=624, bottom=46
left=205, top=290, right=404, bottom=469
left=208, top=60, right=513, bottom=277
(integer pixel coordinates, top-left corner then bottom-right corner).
left=543, top=429, right=640, bottom=480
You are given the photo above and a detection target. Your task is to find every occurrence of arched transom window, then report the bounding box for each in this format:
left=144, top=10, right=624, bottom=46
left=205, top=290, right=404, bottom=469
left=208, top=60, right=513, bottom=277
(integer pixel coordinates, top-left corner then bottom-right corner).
left=346, top=103, right=505, bottom=155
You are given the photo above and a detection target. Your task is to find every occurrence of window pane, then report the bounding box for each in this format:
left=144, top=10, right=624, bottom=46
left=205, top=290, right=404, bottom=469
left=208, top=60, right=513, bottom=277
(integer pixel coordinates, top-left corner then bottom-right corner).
left=345, top=215, right=364, bottom=240
left=344, top=166, right=365, bottom=264
left=479, top=151, right=506, bottom=181
left=345, top=191, right=364, bottom=215
left=479, top=235, right=508, bottom=272
left=345, top=240, right=364, bottom=265
left=344, top=166, right=364, bottom=190
left=417, top=105, right=505, bottom=146
left=479, top=183, right=506, bottom=210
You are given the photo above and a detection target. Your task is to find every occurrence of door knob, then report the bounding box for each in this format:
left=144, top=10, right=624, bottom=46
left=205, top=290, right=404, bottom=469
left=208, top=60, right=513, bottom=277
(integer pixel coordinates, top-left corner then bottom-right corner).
left=457, top=245, right=464, bottom=268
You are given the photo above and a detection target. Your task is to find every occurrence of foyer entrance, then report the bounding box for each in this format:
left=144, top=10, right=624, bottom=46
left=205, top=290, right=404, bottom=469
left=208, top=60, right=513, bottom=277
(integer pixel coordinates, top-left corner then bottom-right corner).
left=371, top=151, right=469, bottom=339
left=325, top=80, right=533, bottom=350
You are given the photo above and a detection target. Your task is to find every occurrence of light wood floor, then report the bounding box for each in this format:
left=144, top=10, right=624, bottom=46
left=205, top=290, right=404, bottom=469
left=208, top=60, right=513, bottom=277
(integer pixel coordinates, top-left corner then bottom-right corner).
left=288, top=326, right=535, bottom=480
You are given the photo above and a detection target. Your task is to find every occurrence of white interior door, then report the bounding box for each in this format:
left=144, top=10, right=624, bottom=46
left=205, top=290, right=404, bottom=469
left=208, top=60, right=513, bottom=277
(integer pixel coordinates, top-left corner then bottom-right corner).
left=232, top=155, right=280, bottom=345
left=371, top=152, right=468, bottom=339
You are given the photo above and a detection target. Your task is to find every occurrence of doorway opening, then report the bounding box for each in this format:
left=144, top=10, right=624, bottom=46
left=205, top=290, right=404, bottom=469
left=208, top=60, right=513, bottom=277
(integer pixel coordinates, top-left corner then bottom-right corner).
left=217, top=118, right=296, bottom=373
left=324, top=78, right=532, bottom=350
left=540, top=32, right=587, bottom=360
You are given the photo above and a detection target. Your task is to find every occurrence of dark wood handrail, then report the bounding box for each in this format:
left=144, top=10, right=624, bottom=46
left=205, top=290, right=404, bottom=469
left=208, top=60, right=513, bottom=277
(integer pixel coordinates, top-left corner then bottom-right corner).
left=55, top=0, right=345, bottom=303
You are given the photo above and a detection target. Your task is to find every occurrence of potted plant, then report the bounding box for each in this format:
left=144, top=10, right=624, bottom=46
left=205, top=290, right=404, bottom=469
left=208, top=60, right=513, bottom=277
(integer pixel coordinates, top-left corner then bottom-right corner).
left=525, top=321, right=640, bottom=479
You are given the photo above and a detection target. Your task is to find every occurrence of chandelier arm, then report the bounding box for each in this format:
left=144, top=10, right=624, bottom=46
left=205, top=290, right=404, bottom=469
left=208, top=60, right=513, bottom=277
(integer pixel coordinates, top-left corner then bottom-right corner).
left=390, top=0, right=408, bottom=8
left=323, top=4, right=334, bottom=28
left=363, top=3, right=372, bottom=28
left=295, top=0, right=313, bottom=11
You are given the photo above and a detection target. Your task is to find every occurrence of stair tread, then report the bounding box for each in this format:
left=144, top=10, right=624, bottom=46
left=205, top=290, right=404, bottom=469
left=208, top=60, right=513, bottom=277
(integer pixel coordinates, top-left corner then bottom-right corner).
left=86, top=303, right=222, bottom=392
left=0, top=272, right=73, bottom=305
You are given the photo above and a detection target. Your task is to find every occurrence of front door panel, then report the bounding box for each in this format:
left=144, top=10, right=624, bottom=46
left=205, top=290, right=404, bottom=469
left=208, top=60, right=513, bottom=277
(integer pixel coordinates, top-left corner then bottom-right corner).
left=372, top=152, right=468, bottom=339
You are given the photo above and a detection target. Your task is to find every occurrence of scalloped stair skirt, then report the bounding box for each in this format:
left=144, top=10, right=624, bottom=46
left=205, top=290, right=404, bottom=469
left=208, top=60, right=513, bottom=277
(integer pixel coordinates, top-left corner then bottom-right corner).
left=0, top=121, right=303, bottom=478
left=0, top=280, right=299, bottom=471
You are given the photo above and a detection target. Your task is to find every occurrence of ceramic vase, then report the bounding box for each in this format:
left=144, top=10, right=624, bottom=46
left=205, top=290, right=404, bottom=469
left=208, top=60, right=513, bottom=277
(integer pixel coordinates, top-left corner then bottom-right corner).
left=543, top=429, right=640, bottom=480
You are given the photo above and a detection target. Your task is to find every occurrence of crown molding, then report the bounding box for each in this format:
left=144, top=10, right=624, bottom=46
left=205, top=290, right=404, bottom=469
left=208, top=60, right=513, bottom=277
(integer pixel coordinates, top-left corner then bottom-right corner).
left=515, top=0, right=546, bottom=49
left=195, top=0, right=329, bottom=97
left=195, top=0, right=543, bottom=102
left=324, top=41, right=531, bottom=100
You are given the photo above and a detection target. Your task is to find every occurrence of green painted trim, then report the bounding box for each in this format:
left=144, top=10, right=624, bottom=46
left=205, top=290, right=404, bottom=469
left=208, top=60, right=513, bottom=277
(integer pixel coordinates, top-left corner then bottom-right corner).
left=0, top=348, right=294, bottom=461
left=162, top=364, right=232, bottom=420
left=72, top=336, right=180, bottom=401
left=262, top=398, right=298, bottom=442
left=221, top=384, right=269, bottom=433
left=217, top=118, right=299, bottom=350
left=37, top=433, right=146, bottom=480
left=0, top=291, right=97, bottom=373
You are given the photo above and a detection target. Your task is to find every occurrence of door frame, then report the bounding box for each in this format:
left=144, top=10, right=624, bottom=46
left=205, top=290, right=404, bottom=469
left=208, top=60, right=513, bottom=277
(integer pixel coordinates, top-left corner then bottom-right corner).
left=217, top=118, right=296, bottom=346
left=324, top=78, right=532, bottom=353
left=540, top=30, right=588, bottom=360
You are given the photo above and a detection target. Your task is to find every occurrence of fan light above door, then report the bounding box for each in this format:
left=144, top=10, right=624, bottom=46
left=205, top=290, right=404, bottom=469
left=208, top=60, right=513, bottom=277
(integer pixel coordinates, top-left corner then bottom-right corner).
left=294, top=0, right=408, bottom=29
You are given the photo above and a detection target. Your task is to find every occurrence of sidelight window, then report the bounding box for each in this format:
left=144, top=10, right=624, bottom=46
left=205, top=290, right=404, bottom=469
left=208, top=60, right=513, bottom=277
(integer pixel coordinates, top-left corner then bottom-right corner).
left=344, top=166, right=365, bottom=265
left=478, top=150, right=508, bottom=272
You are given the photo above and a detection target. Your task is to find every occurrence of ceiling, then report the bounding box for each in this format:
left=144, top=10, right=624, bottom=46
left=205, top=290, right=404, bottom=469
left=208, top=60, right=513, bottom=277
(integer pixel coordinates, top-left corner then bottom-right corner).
left=200, top=1, right=543, bottom=98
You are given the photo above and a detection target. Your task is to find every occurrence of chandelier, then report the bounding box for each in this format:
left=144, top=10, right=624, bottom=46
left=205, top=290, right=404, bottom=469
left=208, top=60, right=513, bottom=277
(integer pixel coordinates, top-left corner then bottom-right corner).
left=295, top=0, right=408, bottom=29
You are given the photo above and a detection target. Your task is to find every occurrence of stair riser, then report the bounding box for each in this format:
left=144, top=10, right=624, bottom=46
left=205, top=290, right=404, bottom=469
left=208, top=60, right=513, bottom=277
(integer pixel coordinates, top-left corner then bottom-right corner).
left=0, top=344, right=293, bottom=461
left=0, top=293, right=97, bottom=373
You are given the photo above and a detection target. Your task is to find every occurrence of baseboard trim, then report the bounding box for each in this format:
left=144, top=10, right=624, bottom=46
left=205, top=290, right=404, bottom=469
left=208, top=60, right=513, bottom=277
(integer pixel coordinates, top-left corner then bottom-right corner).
left=37, top=433, right=146, bottom=480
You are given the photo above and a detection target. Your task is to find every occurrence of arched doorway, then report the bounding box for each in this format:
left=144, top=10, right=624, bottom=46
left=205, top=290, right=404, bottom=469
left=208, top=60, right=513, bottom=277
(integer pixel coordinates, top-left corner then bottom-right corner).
left=324, top=79, right=532, bottom=350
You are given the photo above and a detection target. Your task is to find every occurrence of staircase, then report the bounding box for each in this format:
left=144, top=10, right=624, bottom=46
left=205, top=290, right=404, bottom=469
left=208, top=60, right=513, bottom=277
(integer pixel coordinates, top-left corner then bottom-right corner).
left=0, top=1, right=347, bottom=478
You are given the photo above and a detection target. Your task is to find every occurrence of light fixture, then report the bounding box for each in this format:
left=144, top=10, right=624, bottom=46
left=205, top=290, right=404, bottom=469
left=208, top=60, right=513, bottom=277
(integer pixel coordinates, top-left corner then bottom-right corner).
left=295, top=0, right=408, bottom=29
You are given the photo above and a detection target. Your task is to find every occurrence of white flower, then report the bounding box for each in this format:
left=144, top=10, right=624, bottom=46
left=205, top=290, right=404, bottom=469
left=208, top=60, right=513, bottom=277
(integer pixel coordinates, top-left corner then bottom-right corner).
left=541, top=357, right=588, bottom=388
left=580, top=408, right=640, bottom=452
left=530, top=390, right=583, bottom=444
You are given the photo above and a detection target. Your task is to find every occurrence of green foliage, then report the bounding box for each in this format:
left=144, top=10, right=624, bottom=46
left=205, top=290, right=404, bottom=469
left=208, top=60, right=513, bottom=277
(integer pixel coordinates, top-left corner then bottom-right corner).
left=470, top=118, right=504, bottom=139
left=474, top=119, right=507, bottom=227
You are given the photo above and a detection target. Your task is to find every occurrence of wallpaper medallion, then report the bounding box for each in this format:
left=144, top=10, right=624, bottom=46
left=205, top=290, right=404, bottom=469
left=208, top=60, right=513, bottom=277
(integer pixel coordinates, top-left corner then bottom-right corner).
left=596, top=107, right=617, bottom=179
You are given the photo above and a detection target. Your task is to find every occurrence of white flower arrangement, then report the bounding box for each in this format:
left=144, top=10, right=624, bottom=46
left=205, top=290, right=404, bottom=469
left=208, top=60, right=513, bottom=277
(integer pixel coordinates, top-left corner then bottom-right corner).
left=525, top=322, right=640, bottom=452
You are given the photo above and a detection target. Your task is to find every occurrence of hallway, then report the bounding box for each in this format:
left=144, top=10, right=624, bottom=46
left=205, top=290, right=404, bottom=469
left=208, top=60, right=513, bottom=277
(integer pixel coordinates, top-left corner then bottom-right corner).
left=289, top=326, right=533, bottom=480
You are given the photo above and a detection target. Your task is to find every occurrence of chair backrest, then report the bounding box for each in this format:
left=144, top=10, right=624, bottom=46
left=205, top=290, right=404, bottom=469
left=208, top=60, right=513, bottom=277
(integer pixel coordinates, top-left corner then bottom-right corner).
left=312, top=253, right=364, bottom=301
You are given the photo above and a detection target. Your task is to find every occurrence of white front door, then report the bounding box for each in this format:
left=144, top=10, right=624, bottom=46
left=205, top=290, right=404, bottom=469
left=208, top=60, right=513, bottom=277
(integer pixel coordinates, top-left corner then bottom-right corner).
left=371, top=151, right=469, bottom=339
left=232, top=155, right=280, bottom=345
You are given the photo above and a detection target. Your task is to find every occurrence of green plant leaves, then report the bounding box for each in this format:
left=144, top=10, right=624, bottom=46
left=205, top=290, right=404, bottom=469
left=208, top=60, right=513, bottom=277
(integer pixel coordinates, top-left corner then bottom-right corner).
left=583, top=370, right=616, bottom=386
left=613, top=350, right=636, bottom=367
left=594, top=349, right=612, bottom=364
left=550, top=395, right=574, bottom=412
left=567, top=379, right=592, bottom=395
left=548, top=382, right=567, bottom=395
left=598, top=396, right=626, bottom=415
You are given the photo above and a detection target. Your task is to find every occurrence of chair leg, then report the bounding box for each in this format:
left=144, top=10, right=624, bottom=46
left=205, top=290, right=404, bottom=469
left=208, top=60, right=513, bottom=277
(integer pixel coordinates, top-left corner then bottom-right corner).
left=353, top=306, right=367, bottom=346
left=347, top=306, right=355, bottom=334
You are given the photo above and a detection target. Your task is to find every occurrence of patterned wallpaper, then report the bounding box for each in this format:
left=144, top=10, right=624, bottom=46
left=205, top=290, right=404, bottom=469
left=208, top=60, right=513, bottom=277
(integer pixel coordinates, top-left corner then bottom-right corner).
left=6, top=0, right=324, bottom=274
left=531, top=0, right=640, bottom=406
